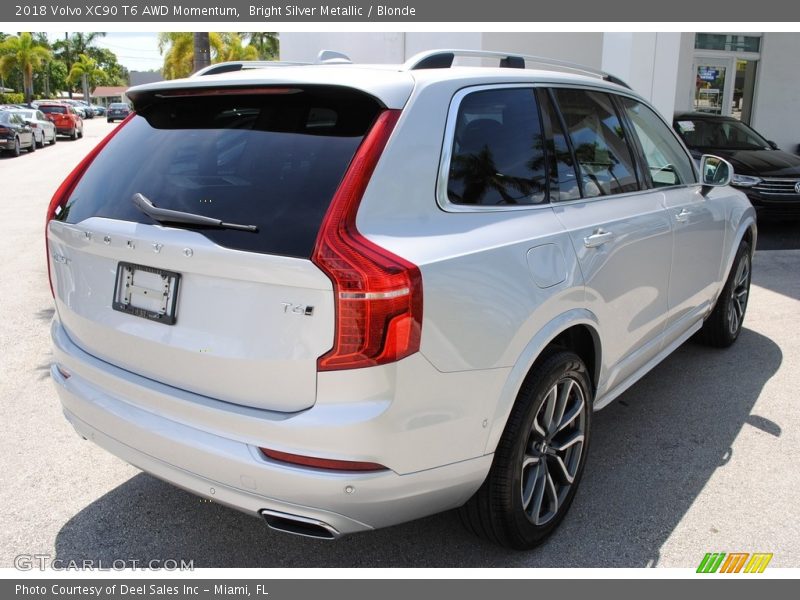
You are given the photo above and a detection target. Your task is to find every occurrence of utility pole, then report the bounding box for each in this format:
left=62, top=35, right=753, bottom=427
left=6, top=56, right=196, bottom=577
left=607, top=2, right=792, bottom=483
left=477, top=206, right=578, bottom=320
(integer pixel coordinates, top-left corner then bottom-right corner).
left=193, top=33, right=211, bottom=73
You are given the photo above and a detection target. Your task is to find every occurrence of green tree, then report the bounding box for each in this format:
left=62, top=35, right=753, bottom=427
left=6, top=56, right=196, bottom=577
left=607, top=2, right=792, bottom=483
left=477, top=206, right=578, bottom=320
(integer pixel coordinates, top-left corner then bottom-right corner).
left=241, top=33, right=278, bottom=60
left=0, top=32, right=52, bottom=103
left=53, top=32, right=106, bottom=97
left=67, top=54, right=105, bottom=102
left=159, top=32, right=275, bottom=80
left=218, top=33, right=259, bottom=62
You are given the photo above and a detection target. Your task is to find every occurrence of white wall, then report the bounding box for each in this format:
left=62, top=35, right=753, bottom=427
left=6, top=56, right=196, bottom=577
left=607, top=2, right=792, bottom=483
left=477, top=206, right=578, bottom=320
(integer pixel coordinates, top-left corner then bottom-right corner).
left=751, top=33, right=800, bottom=153
left=601, top=33, right=682, bottom=118
left=673, top=33, right=696, bottom=114
left=480, top=32, right=604, bottom=68
left=279, top=32, right=406, bottom=63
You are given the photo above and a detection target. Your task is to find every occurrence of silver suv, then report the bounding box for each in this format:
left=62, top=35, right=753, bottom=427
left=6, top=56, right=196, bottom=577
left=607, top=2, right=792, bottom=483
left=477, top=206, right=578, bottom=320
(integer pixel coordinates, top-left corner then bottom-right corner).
left=47, top=50, right=755, bottom=549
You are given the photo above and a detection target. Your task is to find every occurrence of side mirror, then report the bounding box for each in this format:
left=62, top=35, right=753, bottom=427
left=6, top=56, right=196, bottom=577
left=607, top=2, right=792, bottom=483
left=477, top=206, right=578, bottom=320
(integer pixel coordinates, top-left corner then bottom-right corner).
left=700, top=154, right=733, bottom=195
left=767, top=140, right=779, bottom=150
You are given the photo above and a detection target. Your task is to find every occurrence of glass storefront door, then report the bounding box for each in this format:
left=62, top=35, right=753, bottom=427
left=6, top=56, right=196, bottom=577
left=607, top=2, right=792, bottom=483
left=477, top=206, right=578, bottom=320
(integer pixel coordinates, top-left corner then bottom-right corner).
left=693, top=57, right=734, bottom=116
left=692, top=34, right=760, bottom=124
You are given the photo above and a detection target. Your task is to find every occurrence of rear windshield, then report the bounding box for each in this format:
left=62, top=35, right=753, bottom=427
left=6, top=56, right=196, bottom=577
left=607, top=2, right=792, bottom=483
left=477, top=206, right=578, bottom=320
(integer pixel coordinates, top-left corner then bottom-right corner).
left=56, top=87, right=382, bottom=258
left=109, top=103, right=129, bottom=109
left=40, top=105, right=67, bottom=114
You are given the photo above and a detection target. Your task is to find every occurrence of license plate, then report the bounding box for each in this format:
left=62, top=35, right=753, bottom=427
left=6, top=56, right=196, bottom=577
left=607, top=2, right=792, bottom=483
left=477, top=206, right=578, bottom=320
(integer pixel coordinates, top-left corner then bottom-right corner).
left=112, top=262, right=181, bottom=325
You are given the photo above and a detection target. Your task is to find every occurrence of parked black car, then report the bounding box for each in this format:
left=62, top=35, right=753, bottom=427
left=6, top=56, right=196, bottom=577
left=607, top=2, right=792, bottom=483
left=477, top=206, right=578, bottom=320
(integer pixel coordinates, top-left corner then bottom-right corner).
left=674, top=112, right=800, bottom=216
left=0, top=110, right=36, bottom=156
left=106, top=102, right=131, bottom=123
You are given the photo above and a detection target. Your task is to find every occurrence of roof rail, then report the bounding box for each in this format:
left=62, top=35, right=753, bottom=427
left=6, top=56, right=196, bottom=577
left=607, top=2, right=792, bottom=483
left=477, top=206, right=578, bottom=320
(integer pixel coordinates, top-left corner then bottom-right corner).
left=192, top=60, right=309, bottom=77
left=191, top=50, right=352, bottom=77
left=404, top=49, right=631, bottom=89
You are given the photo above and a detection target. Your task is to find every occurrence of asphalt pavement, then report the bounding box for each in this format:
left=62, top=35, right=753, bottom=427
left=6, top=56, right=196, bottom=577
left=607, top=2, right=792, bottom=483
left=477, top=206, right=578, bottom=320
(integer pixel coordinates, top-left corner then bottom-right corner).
left=1, top=118, right=798, bottom=569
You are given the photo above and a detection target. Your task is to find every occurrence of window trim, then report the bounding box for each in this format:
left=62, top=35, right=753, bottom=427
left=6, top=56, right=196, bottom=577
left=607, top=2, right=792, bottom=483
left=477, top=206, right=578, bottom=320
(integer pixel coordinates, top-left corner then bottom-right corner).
left=436, top=83, right=552, bottom=213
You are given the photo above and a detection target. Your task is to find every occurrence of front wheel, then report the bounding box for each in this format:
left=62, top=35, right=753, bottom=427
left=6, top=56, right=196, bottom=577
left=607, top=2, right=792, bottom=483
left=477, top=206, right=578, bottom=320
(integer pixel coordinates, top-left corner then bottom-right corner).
left=460, top=350, right=592, bottom=549
left=698, top=241, right=751, bottom=347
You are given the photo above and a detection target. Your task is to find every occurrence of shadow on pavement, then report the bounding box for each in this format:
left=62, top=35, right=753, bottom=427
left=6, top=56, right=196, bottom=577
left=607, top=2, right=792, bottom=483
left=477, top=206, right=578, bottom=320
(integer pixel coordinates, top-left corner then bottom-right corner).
left=756, top=217, right=800, bottom=251
left=54, top=328, right=781, bottom=567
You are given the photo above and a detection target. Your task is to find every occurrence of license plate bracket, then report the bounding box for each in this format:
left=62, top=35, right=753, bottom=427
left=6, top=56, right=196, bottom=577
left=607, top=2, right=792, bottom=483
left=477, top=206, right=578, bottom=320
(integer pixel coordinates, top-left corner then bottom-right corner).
left=112, top=262, right=181, bottom=325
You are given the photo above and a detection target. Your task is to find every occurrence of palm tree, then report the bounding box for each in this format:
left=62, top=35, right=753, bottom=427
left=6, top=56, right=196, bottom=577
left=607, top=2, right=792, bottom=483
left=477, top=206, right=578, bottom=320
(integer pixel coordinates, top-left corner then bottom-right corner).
left=242, top=33, right=278, bottom=60
left=217, top=33, right=259, bottom=62
left=160, top=33, right=266, bottom=79
left=67, top=54, right=105, bottom=103
left=159, top=32, right=225, bottom=79
left=0, top=32, right=52, bottom=103
left=53, top=32, right=105, bottom=98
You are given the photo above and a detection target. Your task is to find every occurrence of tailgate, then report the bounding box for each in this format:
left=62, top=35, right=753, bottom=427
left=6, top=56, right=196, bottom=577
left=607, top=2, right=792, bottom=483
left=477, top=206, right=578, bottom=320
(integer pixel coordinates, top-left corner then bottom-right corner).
left=49, top=218, right=334, bottom=412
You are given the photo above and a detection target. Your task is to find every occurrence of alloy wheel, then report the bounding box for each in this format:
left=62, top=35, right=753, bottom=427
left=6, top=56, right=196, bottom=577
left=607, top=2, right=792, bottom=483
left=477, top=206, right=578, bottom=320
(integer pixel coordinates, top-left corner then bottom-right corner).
left=520, top=376, right=587, bottom=526
left=728, top=253, right=750, bottom=336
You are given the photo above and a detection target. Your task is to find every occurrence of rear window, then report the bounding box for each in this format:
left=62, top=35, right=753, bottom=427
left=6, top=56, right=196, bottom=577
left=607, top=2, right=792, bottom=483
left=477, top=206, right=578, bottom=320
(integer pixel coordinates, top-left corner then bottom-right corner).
left=109, top=103, right=129, bottom=109
left=40, top=105, right=67, bottom=114
left=56, top=87, right=382, bottom=258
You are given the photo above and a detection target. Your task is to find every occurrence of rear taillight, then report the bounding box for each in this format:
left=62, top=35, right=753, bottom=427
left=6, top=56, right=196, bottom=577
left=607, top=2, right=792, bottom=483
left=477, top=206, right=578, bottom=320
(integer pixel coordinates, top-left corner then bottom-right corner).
left=46, top=114, right=134, bottom=297
left=311, top=109, right=422, bottom=371
left=0, top=127, right=9, bottom=135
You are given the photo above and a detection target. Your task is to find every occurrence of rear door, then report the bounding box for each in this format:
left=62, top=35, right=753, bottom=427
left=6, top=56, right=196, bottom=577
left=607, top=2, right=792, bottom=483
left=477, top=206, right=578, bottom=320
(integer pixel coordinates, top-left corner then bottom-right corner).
left=543, top=88, right=673, bottom=394
left=48, top=86, right=384, bottom=412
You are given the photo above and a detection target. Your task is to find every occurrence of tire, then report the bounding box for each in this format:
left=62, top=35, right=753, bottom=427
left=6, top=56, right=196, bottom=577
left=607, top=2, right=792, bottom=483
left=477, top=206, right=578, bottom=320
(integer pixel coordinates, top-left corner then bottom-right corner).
left=70, top=128, right=77, bottom=141
left=698, top=241, right=752, bottom=348
left=28, top=137, right=35, bottom=152
left=459, top=350, right=592, bottom=549
left=77, top=127, right=83, bottom=139
left=12, top=137, right=21, bottom=157
left=50, top=132, right=57, bottom=145
left=107, top=118, right=112, bottom=123
left=36, top=132, right=44, bottom=148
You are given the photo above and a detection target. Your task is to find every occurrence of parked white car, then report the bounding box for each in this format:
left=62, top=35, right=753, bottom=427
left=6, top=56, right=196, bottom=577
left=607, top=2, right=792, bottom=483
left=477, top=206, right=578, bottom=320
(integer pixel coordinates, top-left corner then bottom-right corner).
left=12, top=108, right=57, bottom=147
left=47, top=50, right=755, bottom=549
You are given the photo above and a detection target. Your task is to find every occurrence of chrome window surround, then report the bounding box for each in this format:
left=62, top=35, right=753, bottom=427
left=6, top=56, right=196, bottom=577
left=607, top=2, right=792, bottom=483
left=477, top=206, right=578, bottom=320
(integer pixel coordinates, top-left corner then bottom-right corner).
left=436, top=82, right=699, bottom=214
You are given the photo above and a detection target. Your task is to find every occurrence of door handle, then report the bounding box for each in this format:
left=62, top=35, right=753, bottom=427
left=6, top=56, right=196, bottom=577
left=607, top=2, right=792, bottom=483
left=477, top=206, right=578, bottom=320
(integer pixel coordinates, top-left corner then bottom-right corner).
left=675, top=208, right=692, bottom=223
left=583, top=229, right=614, bottom=248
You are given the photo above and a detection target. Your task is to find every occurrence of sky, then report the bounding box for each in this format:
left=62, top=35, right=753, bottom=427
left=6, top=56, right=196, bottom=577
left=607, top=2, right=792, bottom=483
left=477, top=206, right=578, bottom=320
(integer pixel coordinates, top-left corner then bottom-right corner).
left=46, top=32, right=163, bottom=72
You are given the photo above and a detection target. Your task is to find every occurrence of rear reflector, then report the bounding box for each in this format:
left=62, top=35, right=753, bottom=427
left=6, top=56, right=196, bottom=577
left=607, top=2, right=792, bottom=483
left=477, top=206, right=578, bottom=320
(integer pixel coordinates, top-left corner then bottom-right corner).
left=259, top=448, right=388, bottom=472
left=312, top=109, right=423, bottom=371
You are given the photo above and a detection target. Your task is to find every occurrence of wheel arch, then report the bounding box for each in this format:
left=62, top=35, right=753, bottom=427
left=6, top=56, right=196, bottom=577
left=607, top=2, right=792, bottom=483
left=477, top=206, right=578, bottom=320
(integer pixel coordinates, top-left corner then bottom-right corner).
left=483, top=310, right=602, bottom=455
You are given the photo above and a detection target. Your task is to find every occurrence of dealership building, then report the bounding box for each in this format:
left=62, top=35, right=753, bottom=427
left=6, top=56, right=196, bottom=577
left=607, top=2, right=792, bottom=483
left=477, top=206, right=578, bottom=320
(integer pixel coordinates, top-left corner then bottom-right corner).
left=281, top=32, right=800, bottom=154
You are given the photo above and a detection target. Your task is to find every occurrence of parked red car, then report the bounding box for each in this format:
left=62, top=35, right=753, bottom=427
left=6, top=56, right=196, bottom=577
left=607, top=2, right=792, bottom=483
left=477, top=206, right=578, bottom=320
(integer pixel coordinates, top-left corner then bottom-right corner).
left=38, top=102, right=84, bottom=140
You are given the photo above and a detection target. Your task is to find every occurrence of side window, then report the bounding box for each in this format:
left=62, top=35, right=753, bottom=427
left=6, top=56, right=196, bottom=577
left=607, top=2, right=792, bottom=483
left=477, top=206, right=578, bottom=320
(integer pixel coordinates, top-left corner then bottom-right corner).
left=538, top=90, right=581, bottom=202
left=619, top=97, right=697, bottom=187
left=553, top=89, right=640, bottom=197
left=447, top=88, right=547, bottom=206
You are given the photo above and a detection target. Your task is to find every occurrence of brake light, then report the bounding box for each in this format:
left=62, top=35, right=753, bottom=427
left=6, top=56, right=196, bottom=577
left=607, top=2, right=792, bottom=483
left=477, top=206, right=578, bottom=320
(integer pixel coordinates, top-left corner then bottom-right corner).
left=311, top=109, right=422, bottom=371
left=259, top=448, right=387, bottom=472
left=0, top=127, right=9, bottom=135
left=45, top=113, right=135, bottom=297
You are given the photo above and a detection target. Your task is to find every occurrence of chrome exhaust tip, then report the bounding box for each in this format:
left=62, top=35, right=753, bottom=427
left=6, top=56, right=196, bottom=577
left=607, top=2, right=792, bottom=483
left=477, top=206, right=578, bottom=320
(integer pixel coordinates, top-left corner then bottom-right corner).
left=260, top=509, right=340, bottom=540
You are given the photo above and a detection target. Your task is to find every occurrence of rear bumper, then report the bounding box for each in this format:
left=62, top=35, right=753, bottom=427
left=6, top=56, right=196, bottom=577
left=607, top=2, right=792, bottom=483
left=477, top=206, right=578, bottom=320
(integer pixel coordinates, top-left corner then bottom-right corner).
left=1, top=138, right=17, bottom=150
left=51, top=319, right=494, bottom=535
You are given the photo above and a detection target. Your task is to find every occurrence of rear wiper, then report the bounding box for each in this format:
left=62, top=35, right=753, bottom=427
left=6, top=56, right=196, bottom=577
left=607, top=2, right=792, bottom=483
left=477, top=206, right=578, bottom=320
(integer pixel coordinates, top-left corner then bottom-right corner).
left=132, top=193, right=258, bottom=233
